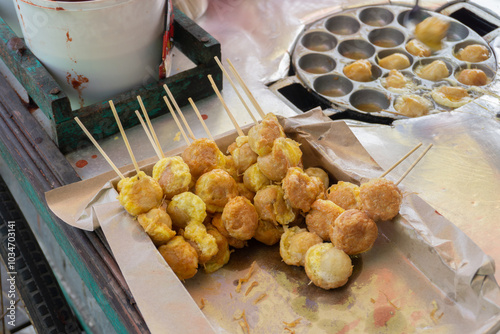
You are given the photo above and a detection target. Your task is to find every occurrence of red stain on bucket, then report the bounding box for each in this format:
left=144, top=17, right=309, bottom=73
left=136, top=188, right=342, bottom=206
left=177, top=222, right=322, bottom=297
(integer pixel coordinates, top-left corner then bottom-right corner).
left=66, top=72, right=89, bottom=107
left=66, top=31, right=72, bottom=42
left=76, top=160, right=88, bottom=168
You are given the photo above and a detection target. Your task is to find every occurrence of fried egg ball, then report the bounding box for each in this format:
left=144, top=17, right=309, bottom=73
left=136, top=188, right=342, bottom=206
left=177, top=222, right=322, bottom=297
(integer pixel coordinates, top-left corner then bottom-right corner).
left=137, top=208, right=176, bottom=246
left=152, top=156, right=191, bottom=199
left=237, top=182, right=255, bottom=202
left=383, top=70, right=407, bottom=89
left=227, top=136, right=258, bottom=175
left=304, top=243, right=353, bottom=290
left=254, top=219, right=284, bottom=246
left=222, top=196, right=259, bottom=241
left=248, top=113, right=286, bottom=156
left=167, top=192, right=207, bottom=230
left=117, top=171, right=163, bottom=216
left=360, top=178, right=402, bottom=222
left=181, top=138, right=225, bottom=181
left=327, top=181, right=362, bottom=210
left=306, top=199, right=345, bottom=241
left=431, top=86, right=472, bottom=108
left=378, top=53, right=411, bottom=70
left=211, top=213, right=246, bottom=248
left=254, top=185, right=296, bottom=226
left=343, top=59, right=372, bottom=82
left=282, top=167, right=325, bottom=213
left=415, top=16, right=449, bottom=50
left=280, top=226, right=322, bottom=266
left=195, top=169, right=238, bottom=213
left=456, top=44, right=489, bottom=62
left=305, top=167, right=329, bottom=189
left=257, top=137, right=303, bottom=182
left=204, top=226, right=231, bottom=273
left=329, top=209, right=378, bottom=255
left=243, top=163, right=271, bottom=193
left=415, top=60, right=449, bottom=81
left=405, top=39, right=431, bottom=57
left=457, top=69, right=488, bottom=86
left=158, top=236, right=198, bottom=280
left=183, top=221, right=218, bottom=264
left=394, top=94, right=433, bottom=117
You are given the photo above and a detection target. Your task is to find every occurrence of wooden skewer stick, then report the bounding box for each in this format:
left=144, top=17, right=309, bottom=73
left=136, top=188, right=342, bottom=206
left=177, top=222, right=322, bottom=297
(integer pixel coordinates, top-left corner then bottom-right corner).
left=137, top=95, right=164, bottom=159
left=74, top=117, right=125, bottom=179
left=396, top=143, right=433, bottom=186
left=188, top=97, right=214, bottom=141
left=226, top=58, right=266, bottom=119
left=207, top=74, right=245, bottom=137
left=163, top=96, right=191, bottom=146
left=380, top=142, right=423, bottom=178
left=214, top=56, right=258, bottom=125
left=109, top=100, right=141, bottom=175
left=163, top=84, right=196, bottom=140
left=135, top=110, right=163, bottom=160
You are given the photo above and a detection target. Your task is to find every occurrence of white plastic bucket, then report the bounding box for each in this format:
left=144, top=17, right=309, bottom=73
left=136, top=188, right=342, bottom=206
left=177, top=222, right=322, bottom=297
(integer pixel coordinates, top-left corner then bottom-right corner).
left=13, top=0, right=167, bottom=109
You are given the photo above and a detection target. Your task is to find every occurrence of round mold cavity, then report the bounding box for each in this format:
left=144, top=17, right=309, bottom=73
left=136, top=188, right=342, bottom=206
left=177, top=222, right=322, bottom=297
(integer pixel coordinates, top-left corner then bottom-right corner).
left=325, top=15, right=360, bottom=35
left=453, top=40, right=490, bottom=62
left=343, top=61, right=382, bottom=82
left=368, top=28, right=405, bottom=48
left=446, top=21, right=469, bottom=42
left=338, top=39, right=375, bottom=60
left=376, top=49, right=414, bottom=70
left=397, top=10, right=431, bottom=28
left=380, top=70, right=418, bottom=90
left=413, top=58, right=453, bottom=81
left=313, top=75, right=353, bottom=97
left=301, top=31, right=338, bottom=52
left=298, top=54, right=336, bottom=74
left=350, top=89, right=390, bottom=112
left=359, top=7, right=394, bottom=27
left=454, top=64, right=495, bottom=86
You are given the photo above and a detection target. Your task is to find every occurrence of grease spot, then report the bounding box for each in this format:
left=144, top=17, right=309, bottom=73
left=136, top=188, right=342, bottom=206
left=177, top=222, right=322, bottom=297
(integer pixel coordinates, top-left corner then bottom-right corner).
left=91, top=155, right=98, bottom=159
left=374, top=305, right=396, bottom=327
left=202, top=114, right=208, bottom=120
left=76, top=160, right=88, bottom=168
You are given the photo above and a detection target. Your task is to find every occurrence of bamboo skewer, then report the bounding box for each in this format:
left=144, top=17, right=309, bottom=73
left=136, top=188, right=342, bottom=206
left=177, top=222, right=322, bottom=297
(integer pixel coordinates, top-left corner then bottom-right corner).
left=74, top=117, right=125, bottom=179
left=188, top=97, right=215, bottom=141
left=163, top=96, right=191, bottom=146
left=380, top=142, right=423, bottom=178
left=135, top=110, right=163, bottom=160
left=208, top=74, right=245, bottom=137
left=214, top=56, right=258, bottom=125
left=396, top=143, right=433, bottom=186
left=109, top=100, right=141, bottom=175
left=137, top=95, right=164, bottom=159
left=163, top=84, right=196, bottom=140
left=226, top=58, right=266, bottom=119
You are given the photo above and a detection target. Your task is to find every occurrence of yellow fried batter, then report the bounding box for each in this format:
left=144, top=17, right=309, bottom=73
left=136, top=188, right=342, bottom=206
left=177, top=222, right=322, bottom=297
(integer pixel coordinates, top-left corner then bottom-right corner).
left=158, top=236, right=198, bottom=280
left=237, top=182, right=255, bottom=202
left=228, top=136, right=258, bottom=174
left=405, top=39, right=431, bottom=57
left=378, top=53, right=410, bottom=70
left=181, top=138, right=225, bottom=180
left=343, top=59, right=372, bottom=82
left=282, top=167, right=325, bottom=213
left=415, top=60, right=449, bottom=81
left=457, top=69, right=488, bottom=86
left=394, top=94, right=432, bottom=117
left=304, top=243, right=352, bottom=290
left=211, top=213, right=246, bottom=248
left=167, top=192, right=207, bottom=230
left=327, top=181, right=362, bottom=210
left=456, top=44, right=489, bottom=62
left=360, top=178, right=402, bottom=222
left=415, top=16, right=449, bottom=50
left=248, top=113, right=286, bottom=156
left=329, top=209, right=378, bottom=255
left=306, top=199, right=345, bottom=241
left=204, top=226, right=231, bottom=273
left=222, top=196, right=259, bottom=241
left=243, top=163, right=271, bottom=193
left=254, top=185, right=296, bottom=226
left=137, top=208, right=176, bottom=246
left=117, top=171, right=163, bottom=216
left=431, top=86, right=472, bottom=108
left=305, top=167, right=329, bottom=189
left=280, top=226, right=322, bottom=266
left=195, top=169, right=238, bottom=213
left=254, top=219, right=284, bottom=246
left=183, top=221, right=218, bottom=264
left=152, top=156, right=191, bottom=199
left=257, top=137, right=303, bottom=182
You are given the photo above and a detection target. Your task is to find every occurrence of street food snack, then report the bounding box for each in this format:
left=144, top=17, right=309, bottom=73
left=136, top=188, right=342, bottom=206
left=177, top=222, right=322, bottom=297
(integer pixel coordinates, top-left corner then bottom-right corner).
left=394, top=94, right=433, bottom=117
left=415, top=16, right=449, bottom=50
left=183, top=221, right=218, bottom=264
left=222, top=196, right=259, bottom=240
left=383, top=70, right=407, bottom=89
left=243, top=163, right=271, bottom=193
left=253, top=185, right=295, bottom=226
left=204, top=226, right=231, bottom=273
left=360, top=178, right=402, bottom=222
left=137, top=208, right=176, bottom=246
left=211, top=213, right=246, bottom=249
left=117, top=171, right=163, bottom=216
left=248, top=113, right=286, bottom=156
left=167, top=192, right=207, bottom=230
left=329, top=209, right=378, bottom=255
left=305, top=199, right=345, bottom=241
left=456, top=69, right=488, bottom=86
left=227, top=136, right=258, bottom=175
left=158, top=236, right=199, bottom=280
left=254, top=219, right=283, bottom=246
left=257, top=137, right=303, bottom=182
left=415, top=60, right=449, bottom=81
left=378, top=53, right=411, bottom=70
left=405, top=39, right=431, bottom=57
left=195, top=169, right=238, bottom=213
left=181, top=138, right=226, bottom=181
left=327, top=181, right=362, bottom=211
left=455, top=44, right=489, bottom=62
left=431, top=86, right=472, bottom=108
left=343, top=59, right=373, bottom=82
left=280, top=226, right=322, bottom=266
left=152, top=156, right=191, bottom=199
left=305, top=167, right=329, bottom=190
left=282, top=167, right=325, bottom=213
left=304, top=243, right=353, bottom=289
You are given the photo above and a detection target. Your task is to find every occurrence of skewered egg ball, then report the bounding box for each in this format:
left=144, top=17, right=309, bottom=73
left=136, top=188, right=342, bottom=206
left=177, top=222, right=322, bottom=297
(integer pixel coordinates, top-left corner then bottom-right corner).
left=227, top=136, right=258, bottom=175
left=405, top=39, right=431, bottom=57
left=257, top=137, right=303, bottom=182
left=383, top=70, right=407, bottom=89
left=137, top=208, right=176, bottom=246
left=237, top=182, right=255, bottom=202
left=360, top=178, right=402, bottom=222
left=222, top=196, right=259, bottom=241
left=304, top=243, right=353, bottom=290
left=431, top=86, right=472, bottom=108
left=343, top=59, right=372, bottom=82
left=211, top=213, right=246, bottom=248
left=158, top=236, right=198, bottom=280
left=243, top=163, right=271, bottom=193
left=415, top=16, right=449, bottom=50
left=456, top=44, right=489, bottom=62
left=167, top=192, right=207, bottom=230
left=183, top=221, right=218, bottom=264
left=457, top=69, right=488, bottom=86
left=254, top=219, right=284, bottom=246
left=204, top=226, right=231, bottom=273
left=305, top=167, right=329, bottom=189
left=416, top=60, right=449, bottom=81
left=195, top=169, right=238, bottom=213
left=181, top=138, right=225, bottom=181
left=280, top=226, right=322, bottom=266
left=378, top=53, right=411, bottom=70
left=306, top=199, right=345, bottom=241
left=152, top=156, right=191, bottom=199
left=329, top=209, right=378, bottom=255
left=254, top=185, right=296, bottom=226
left=282, top=167, right=325, bottom=213
left=248, top=113, right=286, bottom=156
left=394, top=94, right=433, bottom=117
left=327, top=181, right=362, bottom=210
left=117, top=171, right=163, bottom=216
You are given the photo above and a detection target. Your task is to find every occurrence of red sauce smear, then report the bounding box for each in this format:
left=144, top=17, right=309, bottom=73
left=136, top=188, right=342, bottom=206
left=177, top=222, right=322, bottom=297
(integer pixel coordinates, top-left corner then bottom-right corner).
left=66, top=72, right=89, bottom=107
left=373, top=306, right=396, bottom=327
left=91, top=155, right=98, bottom=159
left=76, top=160, right=88, bottom=168
left=435, top=210, right=442, bottom=216
left=66, top=31, right=72, bottom=42
left=202, top=114, right=208, bottom=120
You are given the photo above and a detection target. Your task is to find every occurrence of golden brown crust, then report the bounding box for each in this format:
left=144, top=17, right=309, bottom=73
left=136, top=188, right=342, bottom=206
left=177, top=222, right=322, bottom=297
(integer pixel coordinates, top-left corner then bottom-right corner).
left=405, top=39, right=431, bottom=57
left=167, top=192, right=207, bottom=230
left=456, top=44, right=489, bottom=62
left=254, top=185, right=295, bottom=225
left=330, top=209, right=378, bottom=255
left=457, top=69, right=488, bottom=86
left=158, top=236, right=199, bottom=280
left=306, top=199, right=345, bottom=241
left=327, top=181, right=362, bottom=210
left=378, top=53, right=410, bottom=70
left=248, top=113, right=286, bottom=156
left=254, top=220, right=283, bottom=246
left=181, top=138, right=224, bottom=180
left=228, top=136, right=259, bottom=174
left=222, top=196, right=259, bottom=240
left=280, top=226, right=322, bottom=266
left=152, top=156, right=191, bottom=199
left=257, top=138, right=303, bottom=182
left=204, top=226, right=231, bottom=273
left=360, top=178, right=402, bottom=222
left=195, top=169, right=238, bottom=213
left=243, top=163, right=271, bottom=193
left=211, top=213, right=246, bottom=248
left=343, top=59, right=372, bottom=82
left=304, top=243, right=353, bottom=289
left=415, top=16, right=449, bottom=50
left=304, top=167, right=329, bottom=190
left=282, top=167, right=325, bottom=213
left=137, top=208, right=176, bottom=246
left=117, top=171, right=163, bottom=216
